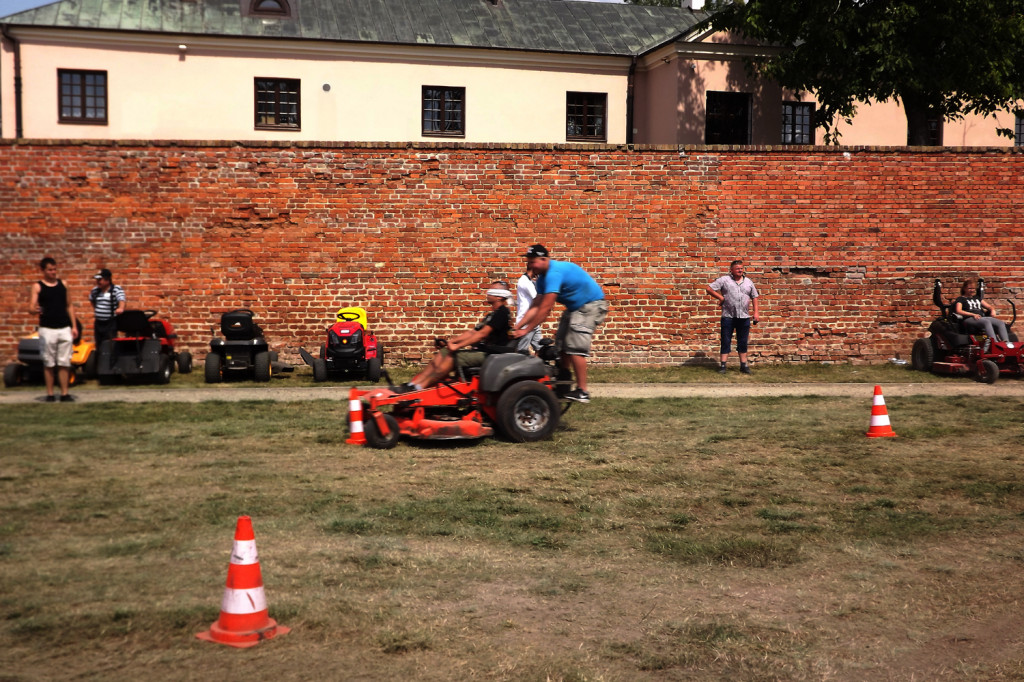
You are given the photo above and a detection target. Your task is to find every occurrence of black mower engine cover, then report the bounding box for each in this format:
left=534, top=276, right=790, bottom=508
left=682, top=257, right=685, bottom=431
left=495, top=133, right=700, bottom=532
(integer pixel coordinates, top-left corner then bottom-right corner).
left=479, top=354, right=549, bottom=392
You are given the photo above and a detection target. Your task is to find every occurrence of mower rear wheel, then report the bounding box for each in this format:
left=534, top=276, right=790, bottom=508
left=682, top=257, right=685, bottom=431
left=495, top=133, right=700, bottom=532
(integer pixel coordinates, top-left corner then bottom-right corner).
left=367, top=356, right=382, bottom=383
left=83, top=351, right=97, bottom=379
left=978, top=359, right=1000, bottom=385
left=4, top=363, right=23, bottom=387
left=364, top=413, right=400, bottom=449
left=177, top=351, right=193, bottom=374
left=204, top=353, right=223, bottom=383
left=311, top=358, right=328, bottom=382
left=254, top=351, right=272, bottom=382
left=495, top=381, right=560, bottom=443
left=911, top=338, right=934, bottom=371
left=156, top=356, right=173, bottom=384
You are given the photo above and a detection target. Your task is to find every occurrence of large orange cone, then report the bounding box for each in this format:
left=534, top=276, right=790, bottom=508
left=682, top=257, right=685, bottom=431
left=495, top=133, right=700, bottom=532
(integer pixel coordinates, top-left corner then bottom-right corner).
left=196, top=516, right=290, bottom=648
left=346, top=387, right=367, bottom=445
left=865, top=385, right=897, bottom=438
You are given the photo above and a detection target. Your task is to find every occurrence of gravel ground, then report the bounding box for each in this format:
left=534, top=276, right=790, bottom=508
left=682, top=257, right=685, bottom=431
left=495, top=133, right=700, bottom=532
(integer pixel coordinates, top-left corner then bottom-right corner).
left=3, top=381, right=1024, bottom=404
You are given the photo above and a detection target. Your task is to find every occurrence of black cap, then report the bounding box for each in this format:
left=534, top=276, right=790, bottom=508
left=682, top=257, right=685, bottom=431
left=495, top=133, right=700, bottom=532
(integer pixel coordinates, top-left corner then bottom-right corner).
left=94, top=268, right=112, bottom=280
left=524, top=244, right=549, bottom=259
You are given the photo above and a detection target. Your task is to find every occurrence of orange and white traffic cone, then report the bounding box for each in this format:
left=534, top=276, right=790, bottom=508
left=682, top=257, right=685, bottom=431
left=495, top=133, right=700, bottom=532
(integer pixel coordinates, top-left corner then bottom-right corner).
left=346, top=387, right=367, bottom=445
left=865, top=385, right=897, bottom=438
left=196, top=516, right=290, bottom=648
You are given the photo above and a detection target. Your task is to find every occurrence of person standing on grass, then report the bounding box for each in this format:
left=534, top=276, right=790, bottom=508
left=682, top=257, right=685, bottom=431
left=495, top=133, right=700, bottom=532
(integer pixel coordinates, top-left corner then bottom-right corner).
left=707, top=259, right=760, bottom=375
left=29, top=257, right=79, bottom=402
left=88, top=268, right=126, bottom=347
left=512, top=244, right=607, bottom=403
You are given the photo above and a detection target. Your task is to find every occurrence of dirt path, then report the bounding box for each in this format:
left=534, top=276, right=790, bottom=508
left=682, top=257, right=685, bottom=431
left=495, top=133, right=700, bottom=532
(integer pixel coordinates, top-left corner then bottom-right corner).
left=3, top=381, right=1024, bottom=404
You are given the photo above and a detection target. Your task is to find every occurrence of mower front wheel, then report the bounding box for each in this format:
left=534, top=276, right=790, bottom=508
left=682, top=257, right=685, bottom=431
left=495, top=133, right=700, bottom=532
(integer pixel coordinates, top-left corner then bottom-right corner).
left=495, top=381, right=560, bottom=443
left=978, top=359, right=1000, bottom=385
left=911, top=338, right=934, bottom=371
left=254, top=351, right=272, bottom=382
left=156, top=356, right=173, bottom=385
left=367, top=355, right=382, bottom=383
left=4, top=363, right=22, bottom=388
left=204, top=353, right=223, bottom=383
left=83, top=351, right=98, bottom=379
left=311, top=358, right=328, bottom=382
left=364, top=412, right=400, bottom=449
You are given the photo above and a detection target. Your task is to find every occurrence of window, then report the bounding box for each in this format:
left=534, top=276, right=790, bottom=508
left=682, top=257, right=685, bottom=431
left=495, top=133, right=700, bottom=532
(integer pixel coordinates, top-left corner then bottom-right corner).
left=706, top=91, right=750, bottom=144
left=566, top=92, right=607, bottom=142
left=422, top=86, right=465, bottom=137
left=908, top=115, right=943, bottom=145
left=251, top=0, right=289, bottom=14
left=1015, top=113, right=1023, bottom=146
left=255, top=78, right=300, bottom=130
left=58, top=69, right=107, bottom=124
left=781, top=102, right=814, bottom=145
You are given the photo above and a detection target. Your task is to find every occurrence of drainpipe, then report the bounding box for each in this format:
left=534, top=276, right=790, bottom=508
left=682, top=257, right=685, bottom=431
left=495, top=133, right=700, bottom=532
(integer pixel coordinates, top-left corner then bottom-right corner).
left=0, top=24, right=23, bottom=139
left=626, top=56, right=636, bottom=145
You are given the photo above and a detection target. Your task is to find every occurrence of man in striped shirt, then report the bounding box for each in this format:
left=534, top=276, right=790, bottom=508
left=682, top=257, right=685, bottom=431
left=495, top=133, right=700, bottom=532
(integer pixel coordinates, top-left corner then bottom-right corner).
left=89, top=268, right=126, bottom=346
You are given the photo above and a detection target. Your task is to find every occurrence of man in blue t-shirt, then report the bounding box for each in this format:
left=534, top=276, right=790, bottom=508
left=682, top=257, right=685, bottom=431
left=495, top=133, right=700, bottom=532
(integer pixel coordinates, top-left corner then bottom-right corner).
left=512, top=244, right=608, bottom=403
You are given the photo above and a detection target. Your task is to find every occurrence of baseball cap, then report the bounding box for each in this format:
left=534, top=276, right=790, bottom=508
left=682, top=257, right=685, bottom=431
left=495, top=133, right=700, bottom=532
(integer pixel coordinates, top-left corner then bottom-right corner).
left=94, top=268, right=112, bottom=280
left=523, top=244, right=549, bottom=259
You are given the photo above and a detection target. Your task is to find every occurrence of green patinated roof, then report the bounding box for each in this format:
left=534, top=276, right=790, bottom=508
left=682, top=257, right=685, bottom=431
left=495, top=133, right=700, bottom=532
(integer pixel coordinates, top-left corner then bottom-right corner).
left=0, top=0, right=709, bottom=57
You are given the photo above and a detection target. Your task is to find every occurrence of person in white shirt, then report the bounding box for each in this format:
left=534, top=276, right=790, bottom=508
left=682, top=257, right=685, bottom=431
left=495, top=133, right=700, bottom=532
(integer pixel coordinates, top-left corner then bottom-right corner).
left=515, top=264, right=541, bottom=353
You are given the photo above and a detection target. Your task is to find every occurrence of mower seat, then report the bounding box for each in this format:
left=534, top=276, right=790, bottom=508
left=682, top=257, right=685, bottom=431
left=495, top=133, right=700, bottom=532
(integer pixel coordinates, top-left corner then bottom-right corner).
left=221, top=310, right=262, bottom=341
left=117, top=310, right=155, bottom=338
left=929, top=319, right=970, bottom=348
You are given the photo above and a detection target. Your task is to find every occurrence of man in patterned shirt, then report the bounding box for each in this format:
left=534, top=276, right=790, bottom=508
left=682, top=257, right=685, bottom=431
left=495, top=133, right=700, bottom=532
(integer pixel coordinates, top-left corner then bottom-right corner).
left=88, top=268, right=126, bottom=346
left=707, top=260, right=760, bottom=374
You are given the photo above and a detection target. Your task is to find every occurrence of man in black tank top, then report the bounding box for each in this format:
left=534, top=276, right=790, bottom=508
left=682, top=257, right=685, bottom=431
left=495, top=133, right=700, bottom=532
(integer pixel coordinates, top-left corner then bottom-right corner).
left=29, top=257, right=79, bottom=402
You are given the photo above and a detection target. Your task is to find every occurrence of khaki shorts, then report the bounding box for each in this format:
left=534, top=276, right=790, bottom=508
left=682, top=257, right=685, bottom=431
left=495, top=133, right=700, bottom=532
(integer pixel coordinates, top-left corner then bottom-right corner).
left=555, top=300, right=608, bottom=357
left=39, top=326, right=74, bottom=368
left=439, top=348, right=487, bottom=369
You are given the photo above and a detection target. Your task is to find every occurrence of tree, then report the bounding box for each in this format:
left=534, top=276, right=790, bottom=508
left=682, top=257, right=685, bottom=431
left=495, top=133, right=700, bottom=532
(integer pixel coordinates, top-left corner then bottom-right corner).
left=706, top=0, right=1024, bottom=144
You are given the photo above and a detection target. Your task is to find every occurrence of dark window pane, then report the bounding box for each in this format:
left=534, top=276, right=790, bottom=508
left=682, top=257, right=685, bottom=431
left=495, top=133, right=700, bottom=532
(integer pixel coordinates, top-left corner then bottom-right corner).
left=781, top=102, right=814, bottom=145
left=1016, top=114, right=1023, bottom=146
left=254, top=78, right=301, bottom=129
left=422, top=86, right=465, bottom=136
left=706, top=91, right=750, bottom=144
left=566, top=92, right=606, bottom=142
left=58, top=69, right=107, bottom=124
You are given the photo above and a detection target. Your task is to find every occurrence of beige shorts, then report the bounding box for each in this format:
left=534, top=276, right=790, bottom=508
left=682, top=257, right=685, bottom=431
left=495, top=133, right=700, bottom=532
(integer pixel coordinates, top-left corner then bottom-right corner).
left=39, top=326, right=74, bottom=368
left=555, top=300, right=609, bottom=357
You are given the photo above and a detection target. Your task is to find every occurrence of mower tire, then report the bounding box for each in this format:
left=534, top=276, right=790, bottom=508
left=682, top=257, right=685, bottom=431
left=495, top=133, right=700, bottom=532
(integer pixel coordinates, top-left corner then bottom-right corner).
left=978, top=359, right=1000, bottom=385
left=911, top=338, right=934, bottom=371
left=364, top=413, right=400, bottom=449
left=367, top=355, right=382, bottom=383
left=4, top=363, right=22, bottom=387
left=177, top=351, right=193, bottom=374
left=1010, top=332, right=1019, bottom=343
left=83, top=351, right=98, bottom=379
left=156, top=356, right=173, bottom=385
left=204, top=353, right=223, bottom=383
left=311, top=358, right=328, bottom=382
left=495, top=381, right=560, bottom=443
left=254, top=351, right=272, bottom=382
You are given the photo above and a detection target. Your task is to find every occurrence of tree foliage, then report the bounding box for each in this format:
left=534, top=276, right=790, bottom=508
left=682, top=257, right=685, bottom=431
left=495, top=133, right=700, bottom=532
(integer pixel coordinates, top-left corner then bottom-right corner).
left=706, top=0, right=1024, bottom=143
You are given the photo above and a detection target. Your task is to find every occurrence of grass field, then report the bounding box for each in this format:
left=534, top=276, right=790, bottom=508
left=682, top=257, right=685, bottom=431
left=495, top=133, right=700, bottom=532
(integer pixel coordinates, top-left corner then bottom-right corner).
left=2, top=392, right=1023, bottom=680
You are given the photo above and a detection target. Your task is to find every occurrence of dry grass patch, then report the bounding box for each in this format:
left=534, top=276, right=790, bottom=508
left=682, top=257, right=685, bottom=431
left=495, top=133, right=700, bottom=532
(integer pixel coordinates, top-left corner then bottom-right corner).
left=2, top=395, right=1023, bottom=680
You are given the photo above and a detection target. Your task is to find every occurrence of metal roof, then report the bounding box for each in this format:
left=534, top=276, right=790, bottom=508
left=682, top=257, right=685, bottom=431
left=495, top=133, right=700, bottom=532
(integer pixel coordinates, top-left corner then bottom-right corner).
left=0, top=0, right=709, bottom=57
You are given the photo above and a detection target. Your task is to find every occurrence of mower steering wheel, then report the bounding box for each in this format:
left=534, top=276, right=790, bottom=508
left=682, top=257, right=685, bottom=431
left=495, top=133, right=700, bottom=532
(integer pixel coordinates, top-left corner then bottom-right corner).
left=143, top=309, right=158, bottom=319
left=228, top=308, right=256, bottom=316
left=338, top=311, right=362, bottom=322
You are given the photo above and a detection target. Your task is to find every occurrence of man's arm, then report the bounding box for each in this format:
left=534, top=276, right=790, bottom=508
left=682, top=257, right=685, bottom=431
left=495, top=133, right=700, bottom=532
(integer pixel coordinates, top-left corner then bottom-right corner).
left=115, top=288, right=126, bottom=315
left=706, top=283, right=724, bottom=306
left=751, top=295, right=760, bottom=323
left=446, top=325, right=490, bottom=352
left=512, top=292, right=557, bottom=338
left=29, top=282, right=41, bottom=315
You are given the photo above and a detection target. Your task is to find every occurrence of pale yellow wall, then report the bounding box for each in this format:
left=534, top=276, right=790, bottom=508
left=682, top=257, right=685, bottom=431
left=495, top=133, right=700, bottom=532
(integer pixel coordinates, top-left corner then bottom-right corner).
left=4, top=32, right=629, bottom=143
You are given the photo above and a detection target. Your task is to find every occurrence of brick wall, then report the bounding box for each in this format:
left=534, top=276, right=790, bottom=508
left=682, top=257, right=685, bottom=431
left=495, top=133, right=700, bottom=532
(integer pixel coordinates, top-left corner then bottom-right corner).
left=2, top=140, right=1022, bottom=367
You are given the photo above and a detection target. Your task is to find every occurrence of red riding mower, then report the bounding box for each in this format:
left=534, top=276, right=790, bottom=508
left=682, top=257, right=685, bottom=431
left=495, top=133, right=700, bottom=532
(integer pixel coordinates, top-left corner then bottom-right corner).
left=95, top=309, right=192, bottom=384
left=299, top=307, right=384, bottom=382
left=910, top=279, right=1021, bottom=384
left=3, top=319, right=96, bottom=388
left=353, top=340, right=572, bottom=449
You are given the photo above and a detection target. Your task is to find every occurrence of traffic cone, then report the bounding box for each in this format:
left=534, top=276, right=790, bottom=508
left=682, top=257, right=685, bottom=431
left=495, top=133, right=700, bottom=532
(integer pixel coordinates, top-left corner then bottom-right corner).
left=346, top=387, right=367, bottom=445
left=196, top=516, right=290, bottom=648
left=865, top=385, right=897, bottom=438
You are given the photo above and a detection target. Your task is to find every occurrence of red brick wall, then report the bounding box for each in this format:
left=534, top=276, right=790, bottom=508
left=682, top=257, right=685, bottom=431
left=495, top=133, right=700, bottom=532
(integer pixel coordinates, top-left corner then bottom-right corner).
left=2, top=140, right=1022, bottom=367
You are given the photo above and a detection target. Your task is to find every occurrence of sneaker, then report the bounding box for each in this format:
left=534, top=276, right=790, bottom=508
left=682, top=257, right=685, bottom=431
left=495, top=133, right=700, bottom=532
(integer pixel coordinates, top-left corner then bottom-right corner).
left=390, top=383, right=419, bottom=395
left=740, top=365, right=752, bottom=375
left=44, top=395, right=57, bottom=402
left=564, top=388, right=591, bottom=403
left=59, top=394, right=75, bottom=402
left=718, top=366, right=728, bottom=375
